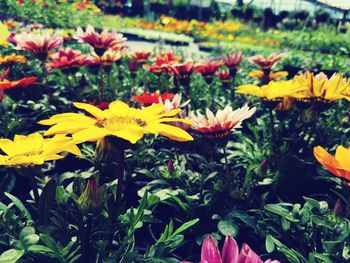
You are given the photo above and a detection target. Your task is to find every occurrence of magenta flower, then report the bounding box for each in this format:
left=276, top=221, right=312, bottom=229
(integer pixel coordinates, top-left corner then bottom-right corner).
left=182, top=235, right=280, bottom=263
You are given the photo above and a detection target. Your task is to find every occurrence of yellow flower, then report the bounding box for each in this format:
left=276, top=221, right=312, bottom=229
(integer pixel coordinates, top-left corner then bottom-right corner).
left=0, top=133, right=81, bottom=167
left=39, top=100, right=194, bottom=144
left=293, top=72, right=350, bottom=102
left=0, top=22, right=10, bottom=47
left=236, top=80, right=305, bottom=101
left=0, top=53, right=27, bottom=65
left=248, top=70, right=288, bottom=80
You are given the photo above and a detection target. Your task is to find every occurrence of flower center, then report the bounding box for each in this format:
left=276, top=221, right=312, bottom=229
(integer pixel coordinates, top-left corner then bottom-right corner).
left=95, top=116, right=147, bottom=131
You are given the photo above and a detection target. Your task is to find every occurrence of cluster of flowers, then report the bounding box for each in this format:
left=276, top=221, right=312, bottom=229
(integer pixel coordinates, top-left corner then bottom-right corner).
left=16, top=0, right=101, bottom=13
left=124, top=15, right=279, bottom=47
left=238, top=71, right=350, bottom=112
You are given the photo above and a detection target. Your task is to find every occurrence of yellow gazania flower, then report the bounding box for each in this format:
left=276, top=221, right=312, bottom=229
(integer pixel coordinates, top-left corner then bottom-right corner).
left=236, top=80, right=305, bottom=101
left=293, top=72, right=350, bottom=102
left=248, top=70, right=288, bottom=80
left=39, top=100, right=194, bottom=144
left=0, top=22, right=10, bottom=47
left=0, top=133, right=81, bottom=167
left=0, top=53, right=27, bottom=65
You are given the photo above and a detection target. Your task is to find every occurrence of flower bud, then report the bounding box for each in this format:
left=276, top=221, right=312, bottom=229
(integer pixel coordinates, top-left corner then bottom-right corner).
left=167, top=160, right=174, bottom=174
left=78, top=175, right=104, bottom=214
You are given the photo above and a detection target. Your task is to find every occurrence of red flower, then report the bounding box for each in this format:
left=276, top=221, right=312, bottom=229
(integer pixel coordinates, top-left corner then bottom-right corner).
left=130, top=51, right=151, bottom=63
left=222, top=51, right=244, bottom=69
left=170, top=61, right=197, bottom=86
left=49, top=48, right=87, bottom=73
left=0, top=69, right=38, bottom=101
left=131, top=91, right=175, bottom=105
left=216, top=70, right=232, bottom=83
left=127, top=60, right=140, bottom=77
left=75, top=25, right=126, bottom=56
left=195, top=60, right=223, bottom=84
left=222, top=51, right=244, bottom=77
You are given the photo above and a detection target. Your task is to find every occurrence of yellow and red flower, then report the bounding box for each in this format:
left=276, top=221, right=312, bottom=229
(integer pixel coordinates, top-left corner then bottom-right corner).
left=0, top=53, right=27, bottom=67
left=130, top=51, right=151, bottom=63
left=155, top=52, right=181, bottom=66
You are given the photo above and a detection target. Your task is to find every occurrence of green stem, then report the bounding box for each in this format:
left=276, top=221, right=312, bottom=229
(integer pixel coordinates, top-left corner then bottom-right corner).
left=223, top=145, right=229, bottom=183
left=29, top=175, right=40, bottom=205
left=99, top=59, right=104, bottom=102
left=116, top=148, right=125, bottom=205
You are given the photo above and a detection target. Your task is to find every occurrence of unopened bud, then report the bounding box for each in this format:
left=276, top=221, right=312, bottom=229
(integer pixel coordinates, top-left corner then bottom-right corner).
left=78, top=175, right=104, bottom=214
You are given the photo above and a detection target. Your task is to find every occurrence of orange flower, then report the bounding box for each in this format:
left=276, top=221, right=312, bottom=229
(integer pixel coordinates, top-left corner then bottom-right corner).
left=130, top=51, right=151, bottom=63
left=314, top=146, right=350, bottom=183
left=155, top=52, right=181, bottom=66
left=0, top=70, right=38, bottom=100
left=143, top=64, right=163, bottom=76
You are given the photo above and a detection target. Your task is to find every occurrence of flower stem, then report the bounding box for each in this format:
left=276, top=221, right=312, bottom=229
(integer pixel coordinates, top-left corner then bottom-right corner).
left=223, top=145, right=229, bottom=182
left=115, top=148, right=125, bottom=205
left=29, top=175, right=40, bottom=205
left=99, top=58, right=104, bottom=103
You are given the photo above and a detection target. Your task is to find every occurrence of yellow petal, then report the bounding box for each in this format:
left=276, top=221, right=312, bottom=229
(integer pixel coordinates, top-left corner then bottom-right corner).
left=73, top=102, right=105, bottom=119
left=146, top=123, right=193, bottom=142
left=72, top=127, right=111, bottom=143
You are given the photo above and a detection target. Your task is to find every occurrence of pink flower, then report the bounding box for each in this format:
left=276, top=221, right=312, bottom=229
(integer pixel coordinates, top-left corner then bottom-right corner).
left=75, top=24, right=126, bottom=56
left=182, top=235, right=280, bottom=263
left=13, top=32, right=63, bottom=60
left=48, top=48, right=87, bottom=73
left=222, top=51, right=244, bottom=77
left=196, top=60, right=223, bottom=84
left=248, top=53, right=284, bottom=70
left=190, top=104, right=256, bottom=138
left=170, top=61, right=197, bottom=86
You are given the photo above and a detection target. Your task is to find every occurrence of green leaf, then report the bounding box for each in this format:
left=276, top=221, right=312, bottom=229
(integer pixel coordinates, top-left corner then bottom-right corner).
left=5, top=192, right=32, bottom=221
left=265, top=234, right=275, bottom=253
left=38, top=179, right=57, bottom=225
left=39, top=234, right=59, bottom=251
left=0, top=249, right=24, bottom=263
left=172, top=219, right=199, bottom=237
left=27, top=245, right=58, bottom=257
left=218, top=219, right=238, bottom=236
